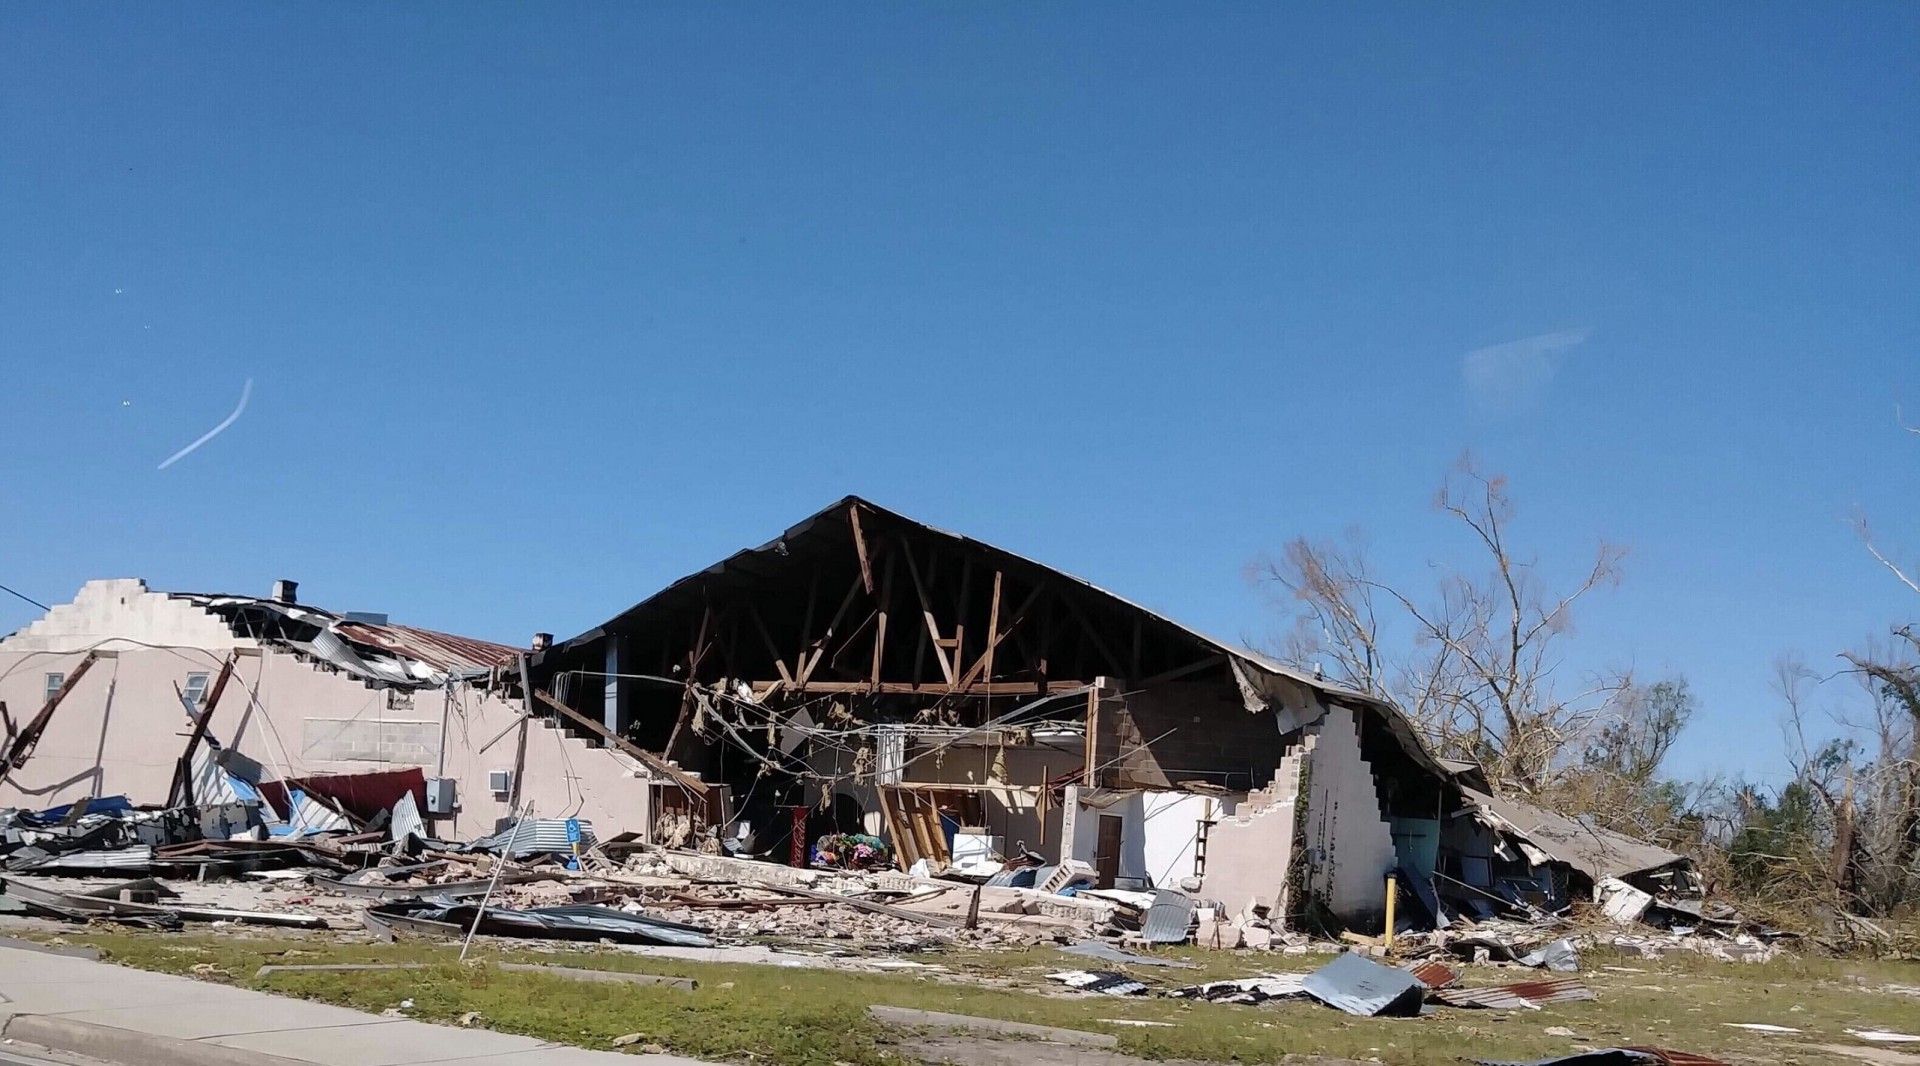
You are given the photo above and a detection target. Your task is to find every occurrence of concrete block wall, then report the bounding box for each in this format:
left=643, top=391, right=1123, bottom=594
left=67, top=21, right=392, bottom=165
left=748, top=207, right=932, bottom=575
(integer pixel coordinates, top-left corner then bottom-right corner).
left=1196, top=744, right=1306, bottom=915
left=1093, top=682, right=1292, bottom=792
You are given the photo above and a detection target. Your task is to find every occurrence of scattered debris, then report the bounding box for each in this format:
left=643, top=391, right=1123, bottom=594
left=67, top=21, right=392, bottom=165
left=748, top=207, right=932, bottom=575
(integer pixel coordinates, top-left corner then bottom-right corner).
left=1047, top=970, right=1150, bottom=996
left=1165, top=974, right=1309, bottom=1005
left=1059, top=941, right=1197, bottom=968
left=1851, top=1031, right=1920, bottom=1045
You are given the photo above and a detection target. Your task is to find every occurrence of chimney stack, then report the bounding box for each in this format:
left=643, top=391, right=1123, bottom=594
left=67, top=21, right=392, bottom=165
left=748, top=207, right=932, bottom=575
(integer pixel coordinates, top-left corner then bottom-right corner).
left=272, top=579, right=299, bottom=605
left=531, top=632, right=553, bottom=652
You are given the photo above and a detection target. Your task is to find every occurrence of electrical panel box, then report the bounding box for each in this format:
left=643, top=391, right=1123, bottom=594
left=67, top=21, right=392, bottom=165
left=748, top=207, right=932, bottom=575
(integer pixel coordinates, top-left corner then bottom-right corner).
left=487, top=770, right=513, bottom=796
left=425, top=777, right=457, bottom=815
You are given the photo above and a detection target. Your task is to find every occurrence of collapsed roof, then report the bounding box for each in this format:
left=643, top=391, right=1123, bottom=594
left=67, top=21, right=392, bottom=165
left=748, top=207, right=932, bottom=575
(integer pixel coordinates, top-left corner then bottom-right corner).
left=1458, top=783, right=1687, bottom=883
left=531, top=494, right=1450, bottom=776
left=177, top=594, right=521, bottom=689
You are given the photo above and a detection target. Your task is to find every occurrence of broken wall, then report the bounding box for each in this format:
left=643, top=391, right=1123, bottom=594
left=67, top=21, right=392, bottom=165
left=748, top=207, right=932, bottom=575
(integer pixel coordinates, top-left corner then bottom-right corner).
left=1197, top=743, right=1306, bottom=915
left=1300, top=701, right=1397, bottom=929
left=0, top=641, right=655, bottom=840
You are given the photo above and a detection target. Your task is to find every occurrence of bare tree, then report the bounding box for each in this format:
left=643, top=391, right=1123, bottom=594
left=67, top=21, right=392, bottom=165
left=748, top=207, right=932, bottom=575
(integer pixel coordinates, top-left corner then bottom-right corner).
left=1834, top=416, right=1920, bottom=912
left=1254, top=456, right=1630, bottom=790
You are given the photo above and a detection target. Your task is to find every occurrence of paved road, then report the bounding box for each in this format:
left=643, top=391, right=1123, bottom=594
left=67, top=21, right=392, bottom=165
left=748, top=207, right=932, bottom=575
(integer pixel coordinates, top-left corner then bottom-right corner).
left=0, top=1049, right=86, bottom=1065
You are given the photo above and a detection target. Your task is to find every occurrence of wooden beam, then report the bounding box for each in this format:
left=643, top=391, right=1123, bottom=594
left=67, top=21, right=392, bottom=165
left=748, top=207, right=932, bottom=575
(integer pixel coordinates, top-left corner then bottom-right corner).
left=166, top=654, right=237, bottom=809
left=798, top=572, right=864, bottom=686
left=535, top=689, right=708, bottom=795
left=1082, top=686, right=1101, bottom=788
left=849, top=503, right=875, bottom=595
left=982, top=571, right=1003, bottom=688
left=900, top=538, right=955, bottom=685
left=953, top=581, right=1045, bottom=691
left=871, top=551, right=896, bottom=685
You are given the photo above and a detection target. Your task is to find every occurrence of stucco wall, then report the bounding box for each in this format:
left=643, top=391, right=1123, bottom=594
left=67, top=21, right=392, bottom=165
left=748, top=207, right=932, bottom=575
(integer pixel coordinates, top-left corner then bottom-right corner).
left=0, top=582, right=654, bottom=838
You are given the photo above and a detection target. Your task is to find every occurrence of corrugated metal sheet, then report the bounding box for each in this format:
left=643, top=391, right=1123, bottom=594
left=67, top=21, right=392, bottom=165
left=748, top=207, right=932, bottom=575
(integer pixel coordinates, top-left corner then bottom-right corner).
left=1434, top=976, right=1595, bottom=1010
left=468, top=819, right=597, bottom=858
left=1301, top=952, right=1426, bottom=1017
left=1402, top=959, right=1460, bottom=990
left=179, top=594, right=521, bottom=689
left=1141, top=889, right=1196, bottom=944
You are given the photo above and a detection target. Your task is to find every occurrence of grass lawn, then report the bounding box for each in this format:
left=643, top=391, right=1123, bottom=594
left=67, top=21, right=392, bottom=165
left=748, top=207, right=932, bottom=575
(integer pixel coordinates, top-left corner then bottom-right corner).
left=29, top=927, right=1920, bottom=1066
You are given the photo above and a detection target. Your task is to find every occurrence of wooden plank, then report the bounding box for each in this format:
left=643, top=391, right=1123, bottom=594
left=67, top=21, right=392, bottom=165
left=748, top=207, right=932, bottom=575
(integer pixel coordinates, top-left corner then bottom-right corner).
left=848, top=502, right=875, bottom=595
left=534, top=689, right=708, bottom=795
left=875, top=786, right=916, bottom=870
left=900, top=539, right=955, bottom=685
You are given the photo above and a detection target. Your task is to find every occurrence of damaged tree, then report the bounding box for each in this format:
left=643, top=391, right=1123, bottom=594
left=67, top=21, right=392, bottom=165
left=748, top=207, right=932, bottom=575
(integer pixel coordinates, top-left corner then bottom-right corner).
left=1255, top=458, right=1635, bottom=790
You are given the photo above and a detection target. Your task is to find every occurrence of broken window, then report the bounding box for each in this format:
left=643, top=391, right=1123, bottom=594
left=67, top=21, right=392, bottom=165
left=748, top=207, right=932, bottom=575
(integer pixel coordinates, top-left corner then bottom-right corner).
left=385, top=688, right=414, bottom=711
left=43, top=672, right=64, bottom=701
left=180, top=672, right=210, bottom=711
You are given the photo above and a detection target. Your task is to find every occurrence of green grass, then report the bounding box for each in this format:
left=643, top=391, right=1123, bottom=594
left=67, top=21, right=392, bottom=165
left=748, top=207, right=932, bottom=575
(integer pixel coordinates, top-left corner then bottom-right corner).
left=29, top=928, right=1920, bottom=1066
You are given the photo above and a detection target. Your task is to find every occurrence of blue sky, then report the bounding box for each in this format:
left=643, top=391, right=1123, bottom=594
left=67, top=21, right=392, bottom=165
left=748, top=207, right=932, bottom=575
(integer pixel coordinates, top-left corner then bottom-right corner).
left=3, top=5, right=1916, bottom=784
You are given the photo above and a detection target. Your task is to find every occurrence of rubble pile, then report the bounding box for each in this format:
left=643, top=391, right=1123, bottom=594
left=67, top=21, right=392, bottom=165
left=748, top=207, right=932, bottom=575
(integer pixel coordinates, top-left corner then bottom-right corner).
left=0, top=792, right=1104, bottom=955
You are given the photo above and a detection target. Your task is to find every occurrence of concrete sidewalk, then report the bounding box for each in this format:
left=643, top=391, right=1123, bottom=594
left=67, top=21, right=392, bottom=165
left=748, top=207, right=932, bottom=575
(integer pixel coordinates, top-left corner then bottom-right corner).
left=0, top=943, right=711, bottom=1065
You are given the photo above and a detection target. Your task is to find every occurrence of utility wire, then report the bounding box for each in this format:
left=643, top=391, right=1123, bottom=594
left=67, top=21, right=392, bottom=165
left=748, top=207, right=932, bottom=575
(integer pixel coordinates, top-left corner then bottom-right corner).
left=0, top=582, right=51, bottom=613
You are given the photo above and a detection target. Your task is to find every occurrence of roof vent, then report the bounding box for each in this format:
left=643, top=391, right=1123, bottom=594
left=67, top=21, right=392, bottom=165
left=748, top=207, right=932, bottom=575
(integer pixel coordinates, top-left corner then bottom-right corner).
left=272, top=579, right=298, bottom=605
left=531, top=632, right=553, bottom=652
left=343, top=611, right=389, bottom=626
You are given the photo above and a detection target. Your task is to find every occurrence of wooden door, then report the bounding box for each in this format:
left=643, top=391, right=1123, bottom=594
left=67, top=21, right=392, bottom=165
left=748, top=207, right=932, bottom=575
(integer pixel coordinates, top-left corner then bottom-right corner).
left=1095, top=815, right=1123, bottom=888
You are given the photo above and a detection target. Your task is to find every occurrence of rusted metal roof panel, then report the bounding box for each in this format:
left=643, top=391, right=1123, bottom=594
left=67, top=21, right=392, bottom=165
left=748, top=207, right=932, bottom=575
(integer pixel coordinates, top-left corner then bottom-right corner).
left=1434, top=976, right=1594, bottom=1010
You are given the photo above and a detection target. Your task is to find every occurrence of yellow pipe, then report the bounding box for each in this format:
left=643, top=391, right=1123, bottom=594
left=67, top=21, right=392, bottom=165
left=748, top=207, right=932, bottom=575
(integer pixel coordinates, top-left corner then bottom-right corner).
left=1383, top=873, right=1398, bottom=952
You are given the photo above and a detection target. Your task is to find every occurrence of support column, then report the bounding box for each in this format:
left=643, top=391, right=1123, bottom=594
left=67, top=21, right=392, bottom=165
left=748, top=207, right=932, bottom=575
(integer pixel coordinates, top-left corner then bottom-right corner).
left=603, top=635, right=624, bottom=747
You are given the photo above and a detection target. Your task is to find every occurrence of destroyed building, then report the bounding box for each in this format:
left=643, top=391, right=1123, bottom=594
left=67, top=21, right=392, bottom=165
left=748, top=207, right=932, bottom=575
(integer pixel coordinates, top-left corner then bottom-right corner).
left=1, top=502, right=1692, bottom=937
left=0, top=578, right=658, bottom=839
left=520, top=495, right=1643, bottom=932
